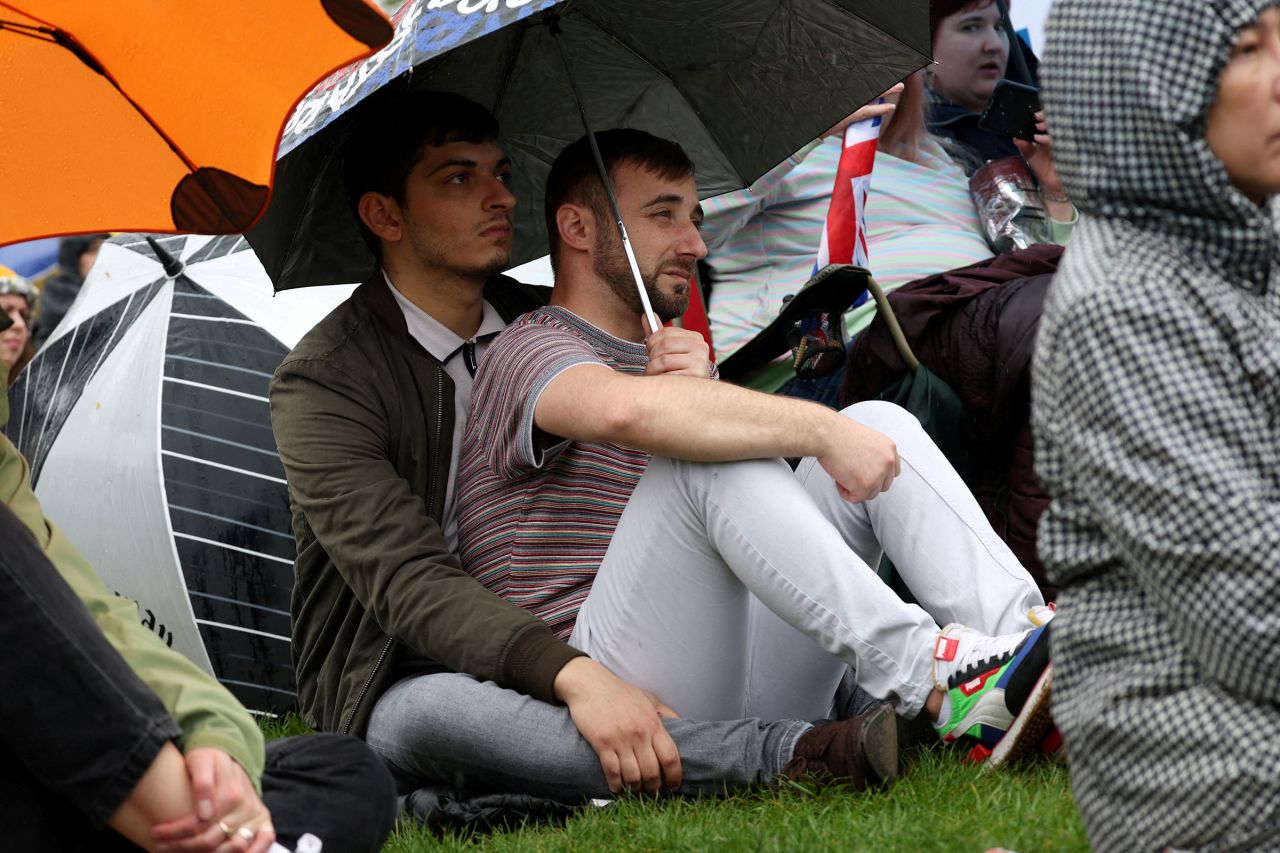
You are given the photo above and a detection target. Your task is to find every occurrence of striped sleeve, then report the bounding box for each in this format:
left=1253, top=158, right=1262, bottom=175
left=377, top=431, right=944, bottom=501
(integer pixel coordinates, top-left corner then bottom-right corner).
left=469, top=319, right=602, bottom=482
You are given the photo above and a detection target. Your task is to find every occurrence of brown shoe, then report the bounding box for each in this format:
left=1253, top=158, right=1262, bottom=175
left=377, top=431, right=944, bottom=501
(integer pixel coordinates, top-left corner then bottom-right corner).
left=780, top=703, right=899, bottom=789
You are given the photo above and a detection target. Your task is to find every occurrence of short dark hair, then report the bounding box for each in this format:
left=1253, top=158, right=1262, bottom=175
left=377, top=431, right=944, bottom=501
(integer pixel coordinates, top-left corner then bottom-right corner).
left=342, top=89, right=500, bottom=258
left=543, top=129, right=695, bottom=271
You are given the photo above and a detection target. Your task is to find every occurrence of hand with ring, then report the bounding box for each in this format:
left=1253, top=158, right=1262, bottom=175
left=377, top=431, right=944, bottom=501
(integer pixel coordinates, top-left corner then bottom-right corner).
left=151, top=748, right=275, bottom=853
left=217, top=822, right=257, bottom=844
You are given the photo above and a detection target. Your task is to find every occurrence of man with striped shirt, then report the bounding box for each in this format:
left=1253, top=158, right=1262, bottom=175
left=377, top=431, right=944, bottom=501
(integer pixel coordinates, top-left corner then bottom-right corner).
left=275, top=91, right=926, bottom=809
left=457, top=129, right=1057, bottom=767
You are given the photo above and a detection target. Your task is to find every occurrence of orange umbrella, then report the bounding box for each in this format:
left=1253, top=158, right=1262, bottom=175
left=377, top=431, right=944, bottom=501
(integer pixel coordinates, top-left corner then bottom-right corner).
left=0, top=0, right=391, bottom=245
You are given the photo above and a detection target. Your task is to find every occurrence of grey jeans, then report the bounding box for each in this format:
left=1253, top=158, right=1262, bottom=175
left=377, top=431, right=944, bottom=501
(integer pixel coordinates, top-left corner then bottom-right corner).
left=363, top=670, right=866, bottom=802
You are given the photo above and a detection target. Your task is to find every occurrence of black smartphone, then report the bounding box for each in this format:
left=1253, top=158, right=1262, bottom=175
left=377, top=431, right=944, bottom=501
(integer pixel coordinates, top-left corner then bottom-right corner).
left=977, top=80, right=1041, bottom=142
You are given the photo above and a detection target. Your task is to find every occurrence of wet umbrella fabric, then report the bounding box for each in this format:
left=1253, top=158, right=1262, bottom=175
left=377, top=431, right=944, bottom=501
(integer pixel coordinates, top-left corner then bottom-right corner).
left=248, top=0, right=932, bottom=291
left=4, top=234, right=353, bottom=714
left=0, top=0, right=392, bottom=246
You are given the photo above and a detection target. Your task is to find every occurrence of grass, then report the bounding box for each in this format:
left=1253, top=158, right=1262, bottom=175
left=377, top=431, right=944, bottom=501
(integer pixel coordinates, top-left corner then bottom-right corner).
left=260, top=714, right=1087, bottom=852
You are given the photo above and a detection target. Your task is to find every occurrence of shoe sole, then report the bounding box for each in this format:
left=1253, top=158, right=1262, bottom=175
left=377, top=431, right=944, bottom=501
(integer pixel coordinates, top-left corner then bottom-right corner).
left=860, top=704, right=900, bottom=788
left=984, top=665, right=1053, bottom=770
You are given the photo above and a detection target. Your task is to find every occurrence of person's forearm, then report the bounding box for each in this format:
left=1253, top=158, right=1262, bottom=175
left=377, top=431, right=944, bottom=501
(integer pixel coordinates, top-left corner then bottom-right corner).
left=700, top=140, right=819, bottom=248
left=1044, top=196, right=1075, bottom=223
left=555, top=369, right=843, bottom=462
left=107, top=742, right=194, bottom=852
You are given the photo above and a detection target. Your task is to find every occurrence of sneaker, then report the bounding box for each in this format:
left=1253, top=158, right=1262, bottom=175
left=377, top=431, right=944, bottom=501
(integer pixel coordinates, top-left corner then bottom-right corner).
left=1028, top=603, right=1057, bottom=627
left=931, top=623, right=1053, bottom=766
left=781, top=703, right=899, bottom=789
left=985, top=664, right=1053, bottom=768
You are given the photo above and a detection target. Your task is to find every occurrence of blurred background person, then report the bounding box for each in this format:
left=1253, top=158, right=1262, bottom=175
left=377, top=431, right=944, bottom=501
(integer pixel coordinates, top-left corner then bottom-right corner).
left=927, top=0, right=1034, bottom=165
left=0, top=265, right=35, bottom=384
left=31, top=233, right=106, bottom=348
left=702, top=68, right=1072, bottom=389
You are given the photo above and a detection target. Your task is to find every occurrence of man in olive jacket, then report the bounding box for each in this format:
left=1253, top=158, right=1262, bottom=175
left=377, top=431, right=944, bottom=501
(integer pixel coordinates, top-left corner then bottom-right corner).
left=270, top=91, right=890, bottom=803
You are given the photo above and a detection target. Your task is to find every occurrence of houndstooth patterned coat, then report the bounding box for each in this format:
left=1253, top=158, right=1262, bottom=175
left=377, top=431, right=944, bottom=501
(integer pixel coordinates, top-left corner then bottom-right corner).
left=1033, top=1, right=1280, bottom=850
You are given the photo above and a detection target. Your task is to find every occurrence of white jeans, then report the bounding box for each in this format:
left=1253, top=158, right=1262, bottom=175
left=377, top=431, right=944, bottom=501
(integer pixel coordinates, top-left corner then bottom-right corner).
left=568, top=401, right=1043, bottom=722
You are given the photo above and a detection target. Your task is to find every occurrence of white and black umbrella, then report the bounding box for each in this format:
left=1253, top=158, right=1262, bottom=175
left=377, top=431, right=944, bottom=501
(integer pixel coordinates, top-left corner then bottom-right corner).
left=5, top=234, right=352, bottom=715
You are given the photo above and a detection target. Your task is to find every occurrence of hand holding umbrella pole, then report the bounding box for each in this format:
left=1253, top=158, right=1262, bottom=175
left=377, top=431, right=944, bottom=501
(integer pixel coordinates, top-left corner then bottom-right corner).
left=550, top=15, right=662, bottom=336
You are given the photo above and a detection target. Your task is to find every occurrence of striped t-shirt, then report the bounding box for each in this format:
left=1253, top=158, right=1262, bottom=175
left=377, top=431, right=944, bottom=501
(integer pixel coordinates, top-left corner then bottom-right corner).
left=455, top=306, right=650, bottom=639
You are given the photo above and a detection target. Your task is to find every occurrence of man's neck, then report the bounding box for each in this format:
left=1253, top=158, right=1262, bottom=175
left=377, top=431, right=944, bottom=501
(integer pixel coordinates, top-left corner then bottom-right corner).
left=549, top=265, right=647, bottom=342
left=382, top=256, right=487, bottom=340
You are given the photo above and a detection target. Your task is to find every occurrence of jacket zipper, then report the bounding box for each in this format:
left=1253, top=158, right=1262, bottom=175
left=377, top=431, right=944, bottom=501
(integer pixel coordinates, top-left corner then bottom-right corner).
left=339, top=371, right=447, bottom=736
left=341, top=635, right=393, bottom=735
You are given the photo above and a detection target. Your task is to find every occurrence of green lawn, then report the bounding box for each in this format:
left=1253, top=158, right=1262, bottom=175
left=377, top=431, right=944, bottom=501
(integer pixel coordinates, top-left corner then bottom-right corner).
left=260, top=715, right=1088, bottom=852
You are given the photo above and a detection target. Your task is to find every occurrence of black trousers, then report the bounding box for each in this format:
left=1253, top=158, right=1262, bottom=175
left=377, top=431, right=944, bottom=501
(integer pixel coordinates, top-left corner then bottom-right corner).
left=0, top=504, right=397, bottom=852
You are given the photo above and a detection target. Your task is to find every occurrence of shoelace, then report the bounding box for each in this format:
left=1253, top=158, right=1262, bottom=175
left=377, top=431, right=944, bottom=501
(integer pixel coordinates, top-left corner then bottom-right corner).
left=935, top=625, right=1029, bottom=687
left=1028, top=603, right=1056, bottom=627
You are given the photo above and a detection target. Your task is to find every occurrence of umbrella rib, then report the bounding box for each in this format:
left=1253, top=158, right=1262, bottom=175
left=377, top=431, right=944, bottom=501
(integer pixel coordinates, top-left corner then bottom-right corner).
left=566, top=6, right=743, bottom=176
left=0, top=15, right=202, bottom=174
left=568, top=1, right=930, bottom=186
left=490, top=12, right=534, bottom=117
left=561, top=6, right=765, bottom=186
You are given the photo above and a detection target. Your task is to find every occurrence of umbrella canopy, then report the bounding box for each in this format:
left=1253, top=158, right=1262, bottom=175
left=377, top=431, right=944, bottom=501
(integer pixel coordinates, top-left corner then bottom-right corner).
left=4, top=234, right=353, bottom=714
left=0, top=1, right=392, bottom=245
left=248, top=0, right=932, bottom=291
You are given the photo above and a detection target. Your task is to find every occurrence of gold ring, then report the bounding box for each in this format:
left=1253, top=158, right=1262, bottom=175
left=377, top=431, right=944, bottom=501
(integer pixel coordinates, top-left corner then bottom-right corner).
left=236, top=826, right=256, bottom=842
left=217, top=820, right=234, bottom=838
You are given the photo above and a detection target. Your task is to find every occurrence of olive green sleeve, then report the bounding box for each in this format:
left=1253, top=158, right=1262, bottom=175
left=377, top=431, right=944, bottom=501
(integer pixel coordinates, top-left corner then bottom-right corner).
left=0, top=367, right=265, bottom=787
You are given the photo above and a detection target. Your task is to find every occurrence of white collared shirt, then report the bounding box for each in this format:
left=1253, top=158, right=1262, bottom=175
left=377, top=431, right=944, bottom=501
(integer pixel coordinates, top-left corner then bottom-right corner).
left=384, top=270, right=507, bottom=552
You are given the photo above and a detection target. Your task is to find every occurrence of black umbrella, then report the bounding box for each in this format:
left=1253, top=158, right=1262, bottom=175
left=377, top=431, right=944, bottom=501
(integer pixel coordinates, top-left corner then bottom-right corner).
left=248, top=0, right=932, bottom=309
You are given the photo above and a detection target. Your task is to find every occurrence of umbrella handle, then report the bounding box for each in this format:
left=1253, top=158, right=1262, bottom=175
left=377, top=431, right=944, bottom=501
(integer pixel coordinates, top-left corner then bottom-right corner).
left=866, top=275, right=919, bottom=372
left=549, top=15, right=662, bottom=335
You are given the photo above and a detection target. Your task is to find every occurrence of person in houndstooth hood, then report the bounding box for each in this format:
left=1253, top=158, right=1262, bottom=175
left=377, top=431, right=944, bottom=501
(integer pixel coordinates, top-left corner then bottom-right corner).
left=1033, top=0, right=1280, bottom=849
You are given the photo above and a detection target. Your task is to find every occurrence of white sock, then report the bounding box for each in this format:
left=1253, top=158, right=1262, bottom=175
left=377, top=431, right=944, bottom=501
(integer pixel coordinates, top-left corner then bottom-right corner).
left=932, top=691, right=952, bottom=731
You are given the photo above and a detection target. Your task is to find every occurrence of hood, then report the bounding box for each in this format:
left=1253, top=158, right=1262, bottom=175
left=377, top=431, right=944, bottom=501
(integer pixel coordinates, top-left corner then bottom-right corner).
left=1041, top=0, right=1280, bottom=285
left=55, top=234, right=108, bottom=278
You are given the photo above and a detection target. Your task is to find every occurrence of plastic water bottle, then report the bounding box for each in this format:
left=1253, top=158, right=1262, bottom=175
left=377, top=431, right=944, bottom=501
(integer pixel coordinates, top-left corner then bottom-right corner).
left=294, top=834, right=323, bottom=853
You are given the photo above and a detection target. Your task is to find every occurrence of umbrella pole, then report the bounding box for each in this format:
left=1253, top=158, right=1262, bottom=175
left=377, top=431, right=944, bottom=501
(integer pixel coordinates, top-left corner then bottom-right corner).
left=550, top=23, right=662, bottom=335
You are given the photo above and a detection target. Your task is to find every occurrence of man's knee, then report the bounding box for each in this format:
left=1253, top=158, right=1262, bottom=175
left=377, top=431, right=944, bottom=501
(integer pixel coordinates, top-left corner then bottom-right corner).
left=657, top=454, right=792, bottom=489
left=369, top=672, right=490, bottom=740
left=837, top=400, right=922, bottom=440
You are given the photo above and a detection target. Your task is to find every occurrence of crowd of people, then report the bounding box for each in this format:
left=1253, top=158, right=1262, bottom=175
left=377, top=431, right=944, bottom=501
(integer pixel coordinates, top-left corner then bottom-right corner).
left=5, top=0, right=1280, bottom=849
left=700, top=0, right=1076, bottom=404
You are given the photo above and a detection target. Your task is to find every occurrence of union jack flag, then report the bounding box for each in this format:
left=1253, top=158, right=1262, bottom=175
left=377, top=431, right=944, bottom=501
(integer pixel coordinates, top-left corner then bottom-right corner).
left=813, top=109, right=882, bottom=277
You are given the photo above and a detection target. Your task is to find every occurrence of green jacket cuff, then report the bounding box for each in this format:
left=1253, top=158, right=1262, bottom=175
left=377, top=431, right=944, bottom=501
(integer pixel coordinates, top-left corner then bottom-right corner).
left=500, top=624, right=585, bottom=705
left=180, top=730, right=266, bottom=795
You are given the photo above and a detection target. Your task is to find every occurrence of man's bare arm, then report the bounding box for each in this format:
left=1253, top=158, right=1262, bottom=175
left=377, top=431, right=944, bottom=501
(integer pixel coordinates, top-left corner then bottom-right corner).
left=535, top=363, right=900, bottom=501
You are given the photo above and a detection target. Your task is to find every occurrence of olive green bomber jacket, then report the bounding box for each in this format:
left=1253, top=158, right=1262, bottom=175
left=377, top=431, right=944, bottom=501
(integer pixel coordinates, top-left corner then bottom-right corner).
left=269, top=274, right=580, bottom=739
left=0, top=364, right=265, bottom=788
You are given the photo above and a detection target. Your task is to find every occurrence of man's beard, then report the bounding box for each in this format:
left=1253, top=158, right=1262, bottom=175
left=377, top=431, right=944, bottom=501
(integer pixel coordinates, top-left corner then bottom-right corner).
left=406, top=218, right=510, bottom=279
left=593, top=228, right=692, bottom=322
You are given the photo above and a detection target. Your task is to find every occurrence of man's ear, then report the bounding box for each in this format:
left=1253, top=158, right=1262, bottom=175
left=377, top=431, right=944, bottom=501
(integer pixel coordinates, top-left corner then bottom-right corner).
left=555, top=203, right=594, bottom=255
left=357, top=192, right=403, bottom=244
